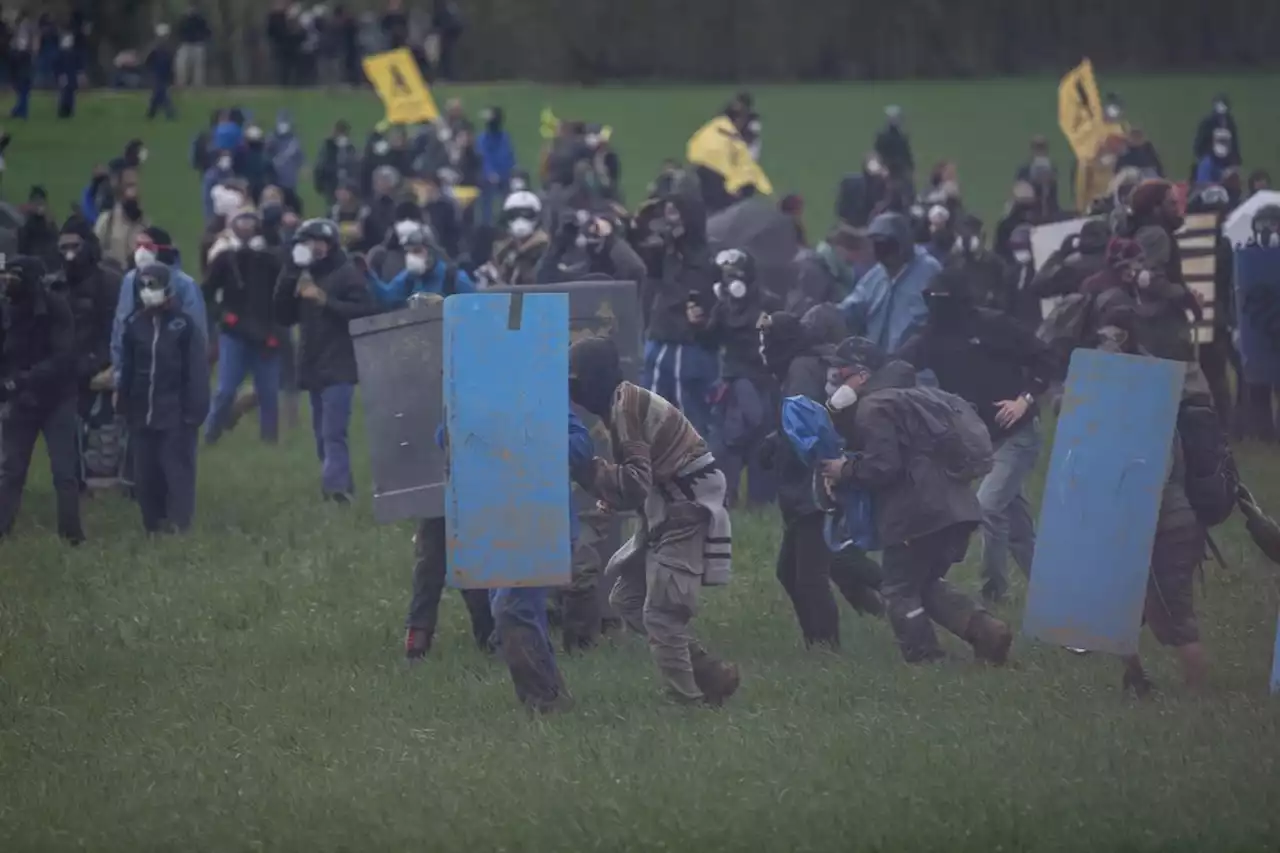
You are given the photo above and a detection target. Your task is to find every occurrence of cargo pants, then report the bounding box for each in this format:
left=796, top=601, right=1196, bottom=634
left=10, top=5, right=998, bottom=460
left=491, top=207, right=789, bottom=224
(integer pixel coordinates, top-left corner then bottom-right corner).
left=880, top=522, right=983, bottom=663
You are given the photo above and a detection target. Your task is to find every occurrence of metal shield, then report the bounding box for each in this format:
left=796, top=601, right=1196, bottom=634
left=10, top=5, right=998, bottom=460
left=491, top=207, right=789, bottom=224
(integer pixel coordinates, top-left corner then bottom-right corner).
left=444, top=292, right=571, bottom=589
left=349, top=302, right=446, bottom=524
left=1023, top=349, right=1186, bottom=655
left=1233, top=245, right=1280, bottom=386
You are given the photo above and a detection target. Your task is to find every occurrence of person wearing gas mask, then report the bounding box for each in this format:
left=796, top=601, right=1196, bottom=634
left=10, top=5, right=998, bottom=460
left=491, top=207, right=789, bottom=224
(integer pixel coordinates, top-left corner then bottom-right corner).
left=1192, top=94, right=1241, bottom=172
left=112, top=227, right=208, bottom=392
left=788, top=224, right=872, bottom=316
left=257, top=185, right=291, bottom=249
left=945, top=214, right=1016, bottom=315
left=476, top=106, right=516, bottom=228
left=94, top=177, right=149, bottom=270
left=536, top=211, right=647, bottom=287
left=1194, top=128, right=1236, bottom=188
left=203, top=209, right=286, bottom=445
left=873, top=105, right=914, bottom=191
left=897, top=270, right=1054, bottom=604
left=314, top=119, right=361, bottom=204
left=568, top=335, right=741, bottom=705
left=201, top=149, right=239, bottom=224
left=757, top=308, right=885, bottom=648
left=819, top=337, right=1013, bottom=665
left=0, top=256, right=83, bottom=543
left=687, top=249, right=780, bottom=507
left=839, top=212, right=940, bottom=358
left=274, top=218, right=379, bottom=502
left=17, top=185, right=60, bottom=269
left=1014, top=136, right=1061, bottom=218
left=117, top=264, right=210, bottom=534
left=640, top=190, right=720, bottom=437
left=483, top=190, right=549, bottom=286
left=993, top=180, right=1044, bottom=261
left=365, top=201, right=425, bottom=282
left=836, top=153, right=890, bottom=229
left=369, top=229, right=472, bottom=310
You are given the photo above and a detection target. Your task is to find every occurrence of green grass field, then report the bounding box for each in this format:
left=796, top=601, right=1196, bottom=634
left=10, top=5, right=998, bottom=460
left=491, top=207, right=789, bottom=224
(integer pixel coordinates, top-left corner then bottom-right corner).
left=1, top=77, right=1279, bottom=852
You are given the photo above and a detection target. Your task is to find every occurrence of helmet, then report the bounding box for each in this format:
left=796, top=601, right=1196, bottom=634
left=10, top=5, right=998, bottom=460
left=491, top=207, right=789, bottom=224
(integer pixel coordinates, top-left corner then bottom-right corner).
left=502, top=190, right=542, bottom=220
left=293, top=218, right=341, bottom=247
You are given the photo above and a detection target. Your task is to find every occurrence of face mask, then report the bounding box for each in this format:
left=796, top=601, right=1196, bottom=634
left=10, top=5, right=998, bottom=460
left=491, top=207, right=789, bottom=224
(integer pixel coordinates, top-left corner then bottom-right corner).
left=134, top=247, right=157, bottom=269
left=374, top=140, right=390, bottom=156
left=64, top=249, right=79, bottom=265
left=829, top=383, right=859, bottom=411
left=1214, top=102, right=1228, bottom=116
left=1137, top=269, right=1152, bottom=288
left=218, top=156, right=232, bottom=171
left=138, top=148, right=149, bottom=164
left=1213, top=143, right=1229, bottom=159
left=292, top=243, right=314, bottom=267
left=139, top=287, right=167, bottom=308
left=509, top=217, right=535, bottom=239
left=60, top=35, right=74, bottom=50
left=1013, top=249, right=1033, bottom=265
left=394, top=220, right=420, bottom=242
left=248, top=235, right=266, bottom=251
left=1098, top=154, right=1117, bottom=169
left=510, top=177, right=527, bottom=192
left=1031, top=155, right=1052, bottom=172
left=277, top=123, right=290, bottom=135
left=336, top=135, right=349, bottom=147
left=404, top=253, right=428, bottom=274
left=1104, top=105, right=1121, bottom=121
left=225, top=235, right=243, bottom=251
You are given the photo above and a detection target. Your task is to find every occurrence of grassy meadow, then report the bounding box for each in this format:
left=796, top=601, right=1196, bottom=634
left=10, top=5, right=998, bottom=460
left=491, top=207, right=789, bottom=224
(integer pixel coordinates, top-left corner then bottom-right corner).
left=0, top=76, right=1279, bottom=851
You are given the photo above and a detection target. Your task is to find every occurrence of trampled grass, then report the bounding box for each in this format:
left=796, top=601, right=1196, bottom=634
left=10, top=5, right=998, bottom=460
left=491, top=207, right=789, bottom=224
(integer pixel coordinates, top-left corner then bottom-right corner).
left=0, top=78, right=1279, bottom=851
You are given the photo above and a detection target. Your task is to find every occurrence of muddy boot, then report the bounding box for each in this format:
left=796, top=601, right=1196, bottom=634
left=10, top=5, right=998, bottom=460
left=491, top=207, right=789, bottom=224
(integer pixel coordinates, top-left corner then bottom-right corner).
left=966, top=612, right=1013, bottom=665
left=1121, top=655, right=1155, bottom=697
left=691, top=648, right=741, bottom=706
left=404, top=627, right=432, bottom=662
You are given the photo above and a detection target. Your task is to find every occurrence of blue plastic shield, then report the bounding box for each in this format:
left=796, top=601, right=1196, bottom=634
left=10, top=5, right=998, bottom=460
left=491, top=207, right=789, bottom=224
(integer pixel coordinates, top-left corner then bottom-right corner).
left=1234, top=245, right=1280, bottom=386
left=444, top=292, right=571, bottom=589
left=1023, top=349, right=1185, bottom=655
left=1271, top=609, right=1280, bottom=696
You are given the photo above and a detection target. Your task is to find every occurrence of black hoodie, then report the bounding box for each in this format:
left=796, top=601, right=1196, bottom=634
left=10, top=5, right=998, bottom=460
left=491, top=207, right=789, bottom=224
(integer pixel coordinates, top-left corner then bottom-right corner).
left=696, top=280, right=780, bottom=382
left=568, top=336, right=624, bottom=422
left=274, top=249, right=379, bottom=391
left=646, top=187, right=717, bottom=346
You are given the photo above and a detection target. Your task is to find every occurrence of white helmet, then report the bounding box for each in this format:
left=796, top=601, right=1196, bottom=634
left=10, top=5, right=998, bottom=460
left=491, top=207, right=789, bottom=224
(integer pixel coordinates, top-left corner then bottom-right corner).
left=502, top=190, right=542, bottom=216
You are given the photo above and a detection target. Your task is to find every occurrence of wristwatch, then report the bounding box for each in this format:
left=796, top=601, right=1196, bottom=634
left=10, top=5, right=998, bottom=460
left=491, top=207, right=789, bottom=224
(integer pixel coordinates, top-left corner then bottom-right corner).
left=1020, top=392, right=1035, bottom=406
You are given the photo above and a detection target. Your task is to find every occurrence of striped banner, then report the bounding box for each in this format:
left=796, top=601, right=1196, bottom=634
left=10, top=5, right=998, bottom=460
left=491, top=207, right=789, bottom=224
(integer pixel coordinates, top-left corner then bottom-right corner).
left=1177, top=212, right=1219, bottom=344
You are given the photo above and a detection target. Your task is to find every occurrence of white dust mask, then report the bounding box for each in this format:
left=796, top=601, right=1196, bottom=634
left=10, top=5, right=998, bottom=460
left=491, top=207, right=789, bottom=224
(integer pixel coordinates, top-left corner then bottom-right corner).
left=829, top=384, right=859, bottom=411
left=139, top=287, right=167, bottom=308
left=133, top=247, right=157, bottom=269
left=404, top=253, right=428, bottom=274
left=1013, top=249, right=1032, bottom=265
left=509, top=217, right=535, bottom=239
left=291, top=243, right=314, bottom=267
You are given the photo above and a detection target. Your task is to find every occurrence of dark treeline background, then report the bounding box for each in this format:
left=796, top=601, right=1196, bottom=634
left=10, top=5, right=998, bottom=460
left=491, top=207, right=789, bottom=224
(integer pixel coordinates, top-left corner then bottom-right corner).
left=76, top=0, right=1280, bottom=84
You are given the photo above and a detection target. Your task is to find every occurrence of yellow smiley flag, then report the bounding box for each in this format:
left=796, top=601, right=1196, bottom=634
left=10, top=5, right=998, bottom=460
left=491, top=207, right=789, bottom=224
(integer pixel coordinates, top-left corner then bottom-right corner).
left=363, top=48, right=440, bottom=125
left=1058, top=58, right=1121, bottom=162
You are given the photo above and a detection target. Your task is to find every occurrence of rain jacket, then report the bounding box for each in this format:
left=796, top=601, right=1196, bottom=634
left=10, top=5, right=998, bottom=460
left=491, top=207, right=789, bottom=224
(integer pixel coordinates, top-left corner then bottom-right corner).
left=646, top=188, right=718, bottom=345
left=112, top=262, right=207, bottom=386
left=118, top=304, right=209, bottom=430
left=839, top=214, right=940, bottom=354
left=266, top=112, right=306, bottom=190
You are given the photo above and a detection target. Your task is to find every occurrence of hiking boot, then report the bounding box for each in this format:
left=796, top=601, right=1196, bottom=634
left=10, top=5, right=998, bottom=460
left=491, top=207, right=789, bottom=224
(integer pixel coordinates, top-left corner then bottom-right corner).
left=1122, top=667, right=1155, bottom=698
left=692, top=657, right=741, bottom=706
left=404, top=627, right=432, bottom=661
left=966, top=612, right=1013, bottom=665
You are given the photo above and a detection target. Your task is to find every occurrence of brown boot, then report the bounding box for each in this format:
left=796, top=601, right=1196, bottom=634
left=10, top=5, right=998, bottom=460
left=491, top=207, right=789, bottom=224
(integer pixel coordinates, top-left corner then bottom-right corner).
left=966, top=612, right=1013, bottom=666
left=692, top=651, right=741, bottom=706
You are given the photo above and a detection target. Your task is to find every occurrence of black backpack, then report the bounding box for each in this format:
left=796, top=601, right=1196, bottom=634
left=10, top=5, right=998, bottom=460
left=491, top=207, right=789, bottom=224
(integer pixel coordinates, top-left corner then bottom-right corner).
left=902, top=386, right=995, bottom=482
left=1177, top=398, right=1239, bottom=528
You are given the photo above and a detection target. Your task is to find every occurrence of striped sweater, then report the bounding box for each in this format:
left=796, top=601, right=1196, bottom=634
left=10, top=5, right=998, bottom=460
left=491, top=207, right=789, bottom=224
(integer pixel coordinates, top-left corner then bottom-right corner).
left=588, top=381, right=710, bottom=511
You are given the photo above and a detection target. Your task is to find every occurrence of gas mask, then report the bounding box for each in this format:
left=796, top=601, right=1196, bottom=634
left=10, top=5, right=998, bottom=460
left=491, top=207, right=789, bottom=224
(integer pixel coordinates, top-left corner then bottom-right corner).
left=248, top=235, right=267, bottom=251
left=714, top=279, right=747, bottom=301
left=954, top=235, right=981, bottom=255
left=1136, top=269, right=1153, bottom=288
left=1213, top=143, right=1229, bottom=159
left=509, top=217, right=535, bottom=239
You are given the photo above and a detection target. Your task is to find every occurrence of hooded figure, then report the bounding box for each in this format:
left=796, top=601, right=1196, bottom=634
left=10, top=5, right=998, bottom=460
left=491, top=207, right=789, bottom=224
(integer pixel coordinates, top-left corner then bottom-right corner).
left=568, top=335, right=741, bottom=706
left=477, top=106, right=516, bottom=226
left=838, top=212, right=940, bottom=356
left=873, top=106, right=914, bottom=186
left=535, top=211, right=647, bottom=287
left=759, top=308, right=884, bottom=647
left=111, top=226, right=208, bottom=388
left=314, top=121, right=361, bottom=202
left=18, top=185, right=60, bottom=267
left=898, top=269, right=1054, bottom=602
left=0, top=255, right=84, bottom=543
left=265, top=110, right=306, bottom=192
left=820, top=337, right=1012, bottom=665
left=789, top=224, right=873, bottom=316
left=1192, top=94, right=1241, bottom=169
left=639, top=183, right=721, bottom=436
left=54, top=216, right=122, bottom=408
left=944, top=214, right=1016, bottom=315
left=836, top=154, right=890, bottom=228
left=689, top=248, right=781, bottom=507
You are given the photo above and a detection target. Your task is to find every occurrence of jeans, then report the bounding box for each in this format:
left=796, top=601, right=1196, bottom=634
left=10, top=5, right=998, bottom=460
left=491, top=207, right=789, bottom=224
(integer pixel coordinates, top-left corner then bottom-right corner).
left=0, top=397, right=84, bottom=541
left=206, top=333, right=282, bottom=444
left=490, top=585, right=566, bottom=709
left=975, top=419, right=1042, bottom=599
left=309, top=383, right=354, bottom=497
left=641, top=340, right=719, bottom=438
left=10, top=80, right=30, bottom=118
left=146, top=84, right=176, bottom=119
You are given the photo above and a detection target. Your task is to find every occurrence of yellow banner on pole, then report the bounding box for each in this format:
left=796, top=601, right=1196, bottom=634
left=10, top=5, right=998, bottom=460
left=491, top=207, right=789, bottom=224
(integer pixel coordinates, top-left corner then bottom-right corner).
left=363, top=48, right=440, bottom=125
left=1058, top=59, right=1121, bottom=162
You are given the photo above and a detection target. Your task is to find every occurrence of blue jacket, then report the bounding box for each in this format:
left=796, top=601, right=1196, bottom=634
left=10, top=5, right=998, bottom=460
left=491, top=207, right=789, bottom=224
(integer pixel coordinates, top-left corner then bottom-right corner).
left=80, top=183, right=100, bottom=222
left=567, top=410, right=594, bottom=541
left=841, top=244, right=940, bottom=355
left=112, top=263, right=208, bottom=385
left=477, top=129, right=516, bottom=184
left=201, top=165, right=233, bottom=222
left=1194, top=155, right=1227, bottom=186
left=266, top=112, right=305, bottom=190
left=118, top=306, right=210, bottom=430
left=212, top=120, right=243, bottom=153
left=369, top=260, right=474, bottom=310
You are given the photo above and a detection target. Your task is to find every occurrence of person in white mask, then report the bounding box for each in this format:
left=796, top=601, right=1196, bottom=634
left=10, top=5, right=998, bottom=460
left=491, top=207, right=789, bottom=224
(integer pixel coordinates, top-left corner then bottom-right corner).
left=485, top=190, right=549, bottom=286
left=366, top=200, right=427, bottom=282
left=820, top=335, right=1013, bottom=666
left=368, top=229, right=474, bottom=310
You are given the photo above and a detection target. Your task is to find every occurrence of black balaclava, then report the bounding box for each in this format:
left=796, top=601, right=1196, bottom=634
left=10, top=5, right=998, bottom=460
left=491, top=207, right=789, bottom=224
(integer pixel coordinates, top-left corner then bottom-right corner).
left=58, top=216, right=98, bottom=280
left=923, top=269, right=975, bottom=331
left=568, top=336, right=624, bottom=421
left=760, top=311, right=805, bottom=380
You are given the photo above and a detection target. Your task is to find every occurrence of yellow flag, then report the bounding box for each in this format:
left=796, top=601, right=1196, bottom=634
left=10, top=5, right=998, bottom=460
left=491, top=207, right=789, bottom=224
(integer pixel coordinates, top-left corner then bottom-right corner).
left=1058, top=58, right=1121, bottom=162
left=540, top=107, right=559, bottom=141
left=363, top=49, right=440, bottom=125
left=686, top=116, right=773, bottom=197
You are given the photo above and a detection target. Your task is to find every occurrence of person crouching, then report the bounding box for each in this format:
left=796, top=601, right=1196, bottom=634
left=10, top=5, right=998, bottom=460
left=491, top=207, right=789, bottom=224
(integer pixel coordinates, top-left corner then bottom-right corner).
left=117, top=264, right=210, bottom=533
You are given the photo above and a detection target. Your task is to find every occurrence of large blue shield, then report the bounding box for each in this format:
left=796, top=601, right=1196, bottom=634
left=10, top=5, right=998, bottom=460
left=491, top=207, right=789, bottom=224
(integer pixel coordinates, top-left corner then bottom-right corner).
left=444, top=292, right=571, bottom=589
left=1234, top=245, right=1280, bottom=386
left=1023, top=349, right=1185, bottom=655
left=1272, top=609, right=1280, bottom=696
